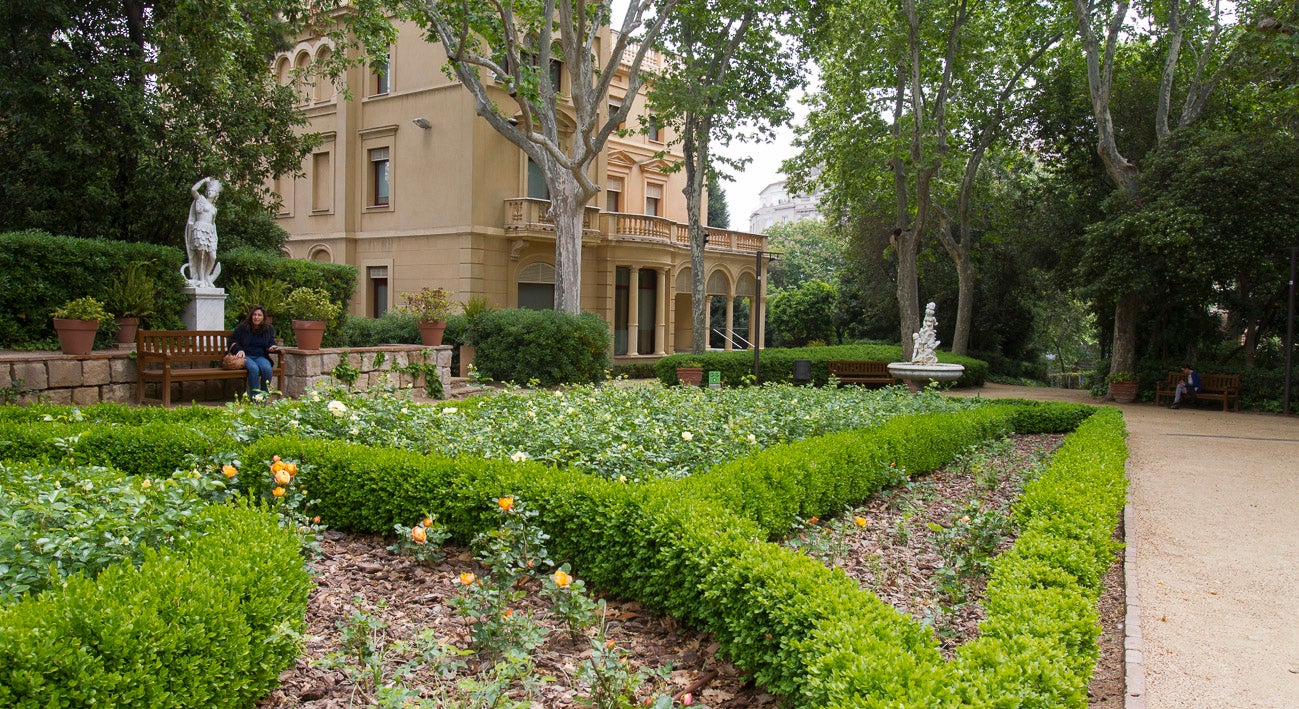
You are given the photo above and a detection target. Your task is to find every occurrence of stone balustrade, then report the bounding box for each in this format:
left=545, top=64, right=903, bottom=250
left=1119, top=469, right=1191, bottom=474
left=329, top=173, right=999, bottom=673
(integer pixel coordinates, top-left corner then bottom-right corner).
left=0, top=344, right=451, bottom=406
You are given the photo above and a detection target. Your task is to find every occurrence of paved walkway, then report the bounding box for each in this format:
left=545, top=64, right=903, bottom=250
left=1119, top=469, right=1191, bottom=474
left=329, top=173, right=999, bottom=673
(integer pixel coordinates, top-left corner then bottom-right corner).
left=951, top=384, right=1299, bottom=708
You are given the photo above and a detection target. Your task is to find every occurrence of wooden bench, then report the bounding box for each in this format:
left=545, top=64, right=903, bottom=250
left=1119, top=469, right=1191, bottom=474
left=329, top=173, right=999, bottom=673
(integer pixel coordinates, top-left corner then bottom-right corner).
left=1154, top=371, right=1241, bottom=411
left=827, top=360, right=897, bottom=387
left=136, top=330, right=284, bottom=406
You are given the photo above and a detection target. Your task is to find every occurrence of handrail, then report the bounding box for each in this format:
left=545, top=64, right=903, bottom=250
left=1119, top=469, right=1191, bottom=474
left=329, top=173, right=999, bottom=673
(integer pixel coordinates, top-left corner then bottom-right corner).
left=711, top=328, right=753, bottom=350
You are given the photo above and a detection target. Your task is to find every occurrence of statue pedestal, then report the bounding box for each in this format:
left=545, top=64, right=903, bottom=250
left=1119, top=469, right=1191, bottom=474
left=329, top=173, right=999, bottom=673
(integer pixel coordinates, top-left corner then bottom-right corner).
left=182, top=287, right=227, bottom=330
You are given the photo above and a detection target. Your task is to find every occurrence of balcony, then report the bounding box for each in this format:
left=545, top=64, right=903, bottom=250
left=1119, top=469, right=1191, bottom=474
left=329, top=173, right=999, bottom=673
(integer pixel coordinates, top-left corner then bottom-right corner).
left=504, top=198, right=767, bottom=254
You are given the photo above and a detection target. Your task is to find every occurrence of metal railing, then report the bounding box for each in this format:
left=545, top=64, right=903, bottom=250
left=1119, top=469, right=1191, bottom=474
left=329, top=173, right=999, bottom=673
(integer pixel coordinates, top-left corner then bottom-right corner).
left=711, top=328, right=753, bottom=350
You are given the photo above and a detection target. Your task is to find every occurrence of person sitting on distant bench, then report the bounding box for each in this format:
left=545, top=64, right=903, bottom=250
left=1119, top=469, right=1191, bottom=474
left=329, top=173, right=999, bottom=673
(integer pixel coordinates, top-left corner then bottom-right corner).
left=1170, top=364, right=1201, bottom=409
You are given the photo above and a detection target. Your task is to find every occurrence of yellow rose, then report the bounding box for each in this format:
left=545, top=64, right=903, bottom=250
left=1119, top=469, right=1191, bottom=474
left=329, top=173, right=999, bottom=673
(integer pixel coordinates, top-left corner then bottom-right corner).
left=498, top=496, right=515, bottom=512
left=422, top=516, right=434, bottom=528
left=459, top=572, right=476, bottom=586
left=854, top=516, right=868, bottom=528
left=411, top=526, right=427, bottom=543
left=221, top=464, right=237, bottom=478
left=553, top=570, right=572, bottom=588
left=272, top=486, right=286, bottom=497
left=271, top=461, right=287, bottom=475
left=285, top=462, right=297, bottom=476
left=274, top=470, right=292, bottom=486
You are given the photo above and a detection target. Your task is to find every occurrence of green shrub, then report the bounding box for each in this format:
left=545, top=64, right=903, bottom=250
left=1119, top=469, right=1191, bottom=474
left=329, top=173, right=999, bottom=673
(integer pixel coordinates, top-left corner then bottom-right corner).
left=0, top=231, right=188, bottom=348
left=219, top=246, right=356, bottom=322
left=337, top=312, right=425, bottom=346
left=0, top=504, right=310, bottom=708
left=0, top=417, right=233, bottom=478
left=473, top=309, right=610, bottom=385
left=609, top=361, right=658, bottom=379
left=655, top=344, right=988, bottom=388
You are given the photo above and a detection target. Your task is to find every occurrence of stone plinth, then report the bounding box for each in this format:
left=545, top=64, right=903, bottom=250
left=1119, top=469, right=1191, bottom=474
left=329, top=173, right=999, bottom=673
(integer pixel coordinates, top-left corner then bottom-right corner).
left=182, top=287, right=227, bottom=330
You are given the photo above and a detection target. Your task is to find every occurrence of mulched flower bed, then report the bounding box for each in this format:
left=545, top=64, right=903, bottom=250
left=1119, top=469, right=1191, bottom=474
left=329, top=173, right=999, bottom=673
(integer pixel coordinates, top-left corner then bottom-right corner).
left=258, top=434, right=1125, bottom=708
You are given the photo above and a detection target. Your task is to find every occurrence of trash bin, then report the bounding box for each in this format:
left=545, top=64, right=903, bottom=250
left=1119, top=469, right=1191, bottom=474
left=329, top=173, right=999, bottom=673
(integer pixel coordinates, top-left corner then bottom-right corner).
left=793, top=359, right=812, bottom=385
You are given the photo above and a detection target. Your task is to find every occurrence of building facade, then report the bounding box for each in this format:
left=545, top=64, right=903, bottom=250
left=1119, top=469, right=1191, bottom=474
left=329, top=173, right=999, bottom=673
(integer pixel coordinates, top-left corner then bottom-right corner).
left=748, top=178, right=824, bottom=233
left=271, top=21, right=770, bottom=360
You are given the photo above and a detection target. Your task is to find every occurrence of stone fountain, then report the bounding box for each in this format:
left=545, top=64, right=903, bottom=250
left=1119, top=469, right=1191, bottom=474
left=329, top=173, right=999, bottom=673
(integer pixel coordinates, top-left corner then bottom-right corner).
left=888, top=302, right=964, bottom=390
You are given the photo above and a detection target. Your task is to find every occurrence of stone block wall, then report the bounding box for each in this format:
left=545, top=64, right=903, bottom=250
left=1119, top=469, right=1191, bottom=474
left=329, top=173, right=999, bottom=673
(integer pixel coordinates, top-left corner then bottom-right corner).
left=280, top=344, right=451, bottom=398
left=1, top=344, right=452, bottom=406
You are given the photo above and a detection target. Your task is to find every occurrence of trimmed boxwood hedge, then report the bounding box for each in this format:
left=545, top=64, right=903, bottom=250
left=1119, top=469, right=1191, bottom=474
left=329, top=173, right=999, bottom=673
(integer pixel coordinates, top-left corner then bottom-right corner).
left=655, top=344, right=988, bottom=388
left=0, top=417, right=234, bottom=479
left=0, top=504, right=311, bottom=708
left=238, top=401, right=1124, bottom=706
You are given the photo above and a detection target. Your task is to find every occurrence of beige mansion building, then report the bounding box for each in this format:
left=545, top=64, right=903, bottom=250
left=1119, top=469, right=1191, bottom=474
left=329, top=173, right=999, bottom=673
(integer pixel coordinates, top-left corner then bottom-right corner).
left=271, top=20, right=770, bottom=360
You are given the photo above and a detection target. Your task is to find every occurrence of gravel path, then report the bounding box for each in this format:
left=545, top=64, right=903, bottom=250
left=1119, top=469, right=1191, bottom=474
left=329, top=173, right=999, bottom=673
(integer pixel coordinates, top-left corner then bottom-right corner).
left=950, top=383, right=1299, bottom=708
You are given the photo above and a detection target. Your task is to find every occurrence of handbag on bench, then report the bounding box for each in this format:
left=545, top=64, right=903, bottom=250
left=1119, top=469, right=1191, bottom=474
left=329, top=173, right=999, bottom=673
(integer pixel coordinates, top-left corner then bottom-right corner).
left=222, top=351, right=247, bottom=370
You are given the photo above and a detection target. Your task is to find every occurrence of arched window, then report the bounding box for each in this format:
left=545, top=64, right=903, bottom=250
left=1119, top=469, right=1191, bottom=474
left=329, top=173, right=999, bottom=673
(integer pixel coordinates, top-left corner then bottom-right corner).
left=517, top=262, right=555, bottom=310
left=295, top=51, right=311, bottom=105
left=314, top=46, right=333, bottom=102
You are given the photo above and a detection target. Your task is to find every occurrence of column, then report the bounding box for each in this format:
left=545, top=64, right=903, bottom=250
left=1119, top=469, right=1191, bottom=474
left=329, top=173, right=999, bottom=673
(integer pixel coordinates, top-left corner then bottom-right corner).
left=748, top=296, right=757, bottom=347
left=724, top=291, right=735, bottom=351
left=628, top=266, right=641, bottom=356
left=655, top=268, right=667, bottom=355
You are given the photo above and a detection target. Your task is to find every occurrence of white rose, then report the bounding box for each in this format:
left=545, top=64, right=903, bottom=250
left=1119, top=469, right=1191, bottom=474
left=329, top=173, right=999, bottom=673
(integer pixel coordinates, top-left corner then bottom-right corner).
left=510, top=451, right=529, bottom=463
left=327, top=400, right=347, bottom=417
left=681, top=431, right=693, bottom=441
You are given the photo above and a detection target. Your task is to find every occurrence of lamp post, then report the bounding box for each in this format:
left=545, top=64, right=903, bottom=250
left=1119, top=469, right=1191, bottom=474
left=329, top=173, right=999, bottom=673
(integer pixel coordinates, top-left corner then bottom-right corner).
left=752, top=249, right=778, bottom=381
left=1285, top=246, right=1296, bottom=416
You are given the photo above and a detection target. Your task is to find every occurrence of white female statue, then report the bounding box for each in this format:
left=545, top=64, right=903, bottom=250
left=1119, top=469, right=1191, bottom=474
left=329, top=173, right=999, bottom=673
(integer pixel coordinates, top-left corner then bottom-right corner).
left=911, top=301, right=941, bottom=365
left=182, top=177, right=222, bottom=287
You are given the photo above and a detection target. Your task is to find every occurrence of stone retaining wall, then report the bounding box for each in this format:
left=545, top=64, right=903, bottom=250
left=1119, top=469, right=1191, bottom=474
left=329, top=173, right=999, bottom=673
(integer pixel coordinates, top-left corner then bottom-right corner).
left=1, top=344, right=452, bottom=405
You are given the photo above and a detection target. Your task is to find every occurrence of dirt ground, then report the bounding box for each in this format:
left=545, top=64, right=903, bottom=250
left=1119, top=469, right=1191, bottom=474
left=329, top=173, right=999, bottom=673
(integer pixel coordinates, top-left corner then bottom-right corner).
left=950, top=383, right=1299, bottom=708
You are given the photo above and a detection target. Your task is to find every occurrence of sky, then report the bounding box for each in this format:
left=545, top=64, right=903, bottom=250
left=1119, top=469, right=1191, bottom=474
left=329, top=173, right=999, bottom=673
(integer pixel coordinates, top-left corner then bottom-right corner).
left=713, top=86, right=809, bottom=232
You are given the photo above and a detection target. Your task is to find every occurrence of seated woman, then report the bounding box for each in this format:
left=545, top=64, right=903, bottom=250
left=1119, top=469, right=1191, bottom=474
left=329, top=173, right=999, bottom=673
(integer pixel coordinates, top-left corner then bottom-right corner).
left=228, top=306, right=279, bottom=398
left=1170, top=363, right=1201, bottom=409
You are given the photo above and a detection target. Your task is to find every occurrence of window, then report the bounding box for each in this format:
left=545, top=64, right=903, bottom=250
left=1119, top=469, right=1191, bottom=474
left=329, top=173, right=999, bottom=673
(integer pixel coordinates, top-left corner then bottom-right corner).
left=647, top=114, right=662, bottom=142
left=311, top=152, right=332, bottom=211
left=605, top=177, right=623, bottom=212
left=645, top=183, right=662, bottom=216
left=608, top=102, right=625, bottom=130
left=374, top=51, right=390, bottom=95
left=527, top=158, right=549, bottom=200
left=368, top=266, right=389, bottom=318
left=369, top=147, right=390, bottom=206
left=517, top=262, right=556, bottom=310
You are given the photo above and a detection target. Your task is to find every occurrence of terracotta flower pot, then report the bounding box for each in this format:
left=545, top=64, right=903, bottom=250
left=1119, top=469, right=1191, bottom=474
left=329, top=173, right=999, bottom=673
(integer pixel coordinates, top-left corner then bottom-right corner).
left=418, top=320, right=447, bottom=346
left=53, top=318, right=100, bottom=356
left=292, top=319, right=327, bottom=350
left=1108, top=380, right=1138, bottom=404
left=676, top=367, right=704, bottom=387
left=115, top=317, right=140, bottom=346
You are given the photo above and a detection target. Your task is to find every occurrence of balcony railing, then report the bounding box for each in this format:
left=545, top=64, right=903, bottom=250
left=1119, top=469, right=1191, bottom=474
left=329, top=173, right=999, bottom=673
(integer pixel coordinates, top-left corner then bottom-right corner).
left=504, top=199, right=767, bottom=254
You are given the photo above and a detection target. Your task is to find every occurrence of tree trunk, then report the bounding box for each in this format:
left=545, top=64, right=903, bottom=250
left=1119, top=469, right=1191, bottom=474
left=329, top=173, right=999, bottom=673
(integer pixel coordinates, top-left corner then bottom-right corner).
left=549, top=172, right=586, bottom=314
left=684, top=118, right=710, bottom=354
left=952, top=255, right=974, bottom=355
left=896, top=229, right=921, bottom=361
left=1111, top=292, right=1140, bottom=374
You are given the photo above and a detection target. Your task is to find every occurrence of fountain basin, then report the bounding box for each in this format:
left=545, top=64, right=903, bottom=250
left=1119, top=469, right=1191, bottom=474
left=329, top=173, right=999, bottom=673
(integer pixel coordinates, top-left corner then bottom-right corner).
left=887, top=362, right=965, bottom=390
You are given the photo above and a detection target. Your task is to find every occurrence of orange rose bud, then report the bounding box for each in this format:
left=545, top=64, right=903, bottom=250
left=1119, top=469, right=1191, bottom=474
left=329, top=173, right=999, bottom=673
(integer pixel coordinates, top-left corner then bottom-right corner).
left=273, top=455, right=281, bottom=462
left=459, top=572, right=476, bottom=586
left=605, top=638, right=616, bottom=649
left=422, top=516, right=434, bottom=528
left=497, top=496, right=514, bottom=512
left=553, top=570, right=572, bottom=588
left=411, top=526, right=427, bottom=543
left=502, top=608, right=513, bottom=619
left=312, top=515, right=321, bottom=524
left=221, top=464, right=238, bottom=478
left=274, top=470, right=292, bottom=486
left=272, top=486, right=286, bottom=497
left=808, top=516, right=819, bottom=525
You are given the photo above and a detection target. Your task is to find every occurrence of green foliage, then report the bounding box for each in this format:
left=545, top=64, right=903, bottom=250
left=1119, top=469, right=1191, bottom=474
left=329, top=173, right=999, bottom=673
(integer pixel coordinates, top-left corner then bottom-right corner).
left=285, top=287, right=343, bottom=323
left=0, top=503, right=310, bottom=707
left=220, top=246, right=357, bottom=320
left=51, top=296, right=111, bottom=322
left=227, top=276, right=292, bottom=325
left=472, top=309, right=610, bottom=386
left=765, top=220, right=846, bottom=291
left=767, top=280, right=840, bottom=346
left=0, top=417, right=234, bottom=479
left=654, top=345, right=989, bottom=388
left=399, top=287, right=456, bottom=323
left=102, top=262, right=160, bottom=319
left=0, top=231, right=187, bottom=347
left=0, top=0, right=314, bottom=249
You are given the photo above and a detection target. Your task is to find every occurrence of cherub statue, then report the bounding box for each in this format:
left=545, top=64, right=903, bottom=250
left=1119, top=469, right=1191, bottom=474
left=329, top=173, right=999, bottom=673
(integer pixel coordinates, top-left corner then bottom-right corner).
left=181, top=177, right=223, bottom=288
left=911, top=302, right=940, bottom=365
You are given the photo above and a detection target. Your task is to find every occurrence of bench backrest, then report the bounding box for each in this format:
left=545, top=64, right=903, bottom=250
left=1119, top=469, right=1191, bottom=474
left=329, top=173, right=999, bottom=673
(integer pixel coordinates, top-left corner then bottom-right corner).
left=827, top=360, right=891, bottom=376
left=1201, top=373, right=1240, bottom=392
left=137, top=330, right=232, bottom=362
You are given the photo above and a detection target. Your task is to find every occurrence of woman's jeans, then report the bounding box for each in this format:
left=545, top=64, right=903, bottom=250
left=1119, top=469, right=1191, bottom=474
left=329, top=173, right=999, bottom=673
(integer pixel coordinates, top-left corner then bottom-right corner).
left=245, top=355, right=273, bottom=396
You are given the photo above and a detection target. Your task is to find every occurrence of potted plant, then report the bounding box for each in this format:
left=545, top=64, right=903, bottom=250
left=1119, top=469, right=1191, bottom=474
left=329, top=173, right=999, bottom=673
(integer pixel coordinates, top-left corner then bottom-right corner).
left=284, top=287, right=342, bottom=350
left=676, top=360, right=704, bottom=387
left=102, top=262, right=158, bottom=345
left=52, top=296, right=112, bottom=356
left=400, top=287, right=456, bottom=346
left=1106, top=370, right=1138, bottom=403
left=459, top=295, right=494, bottom=376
